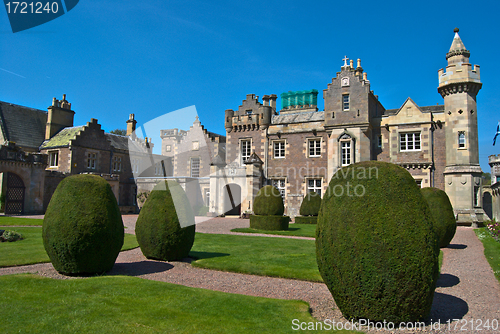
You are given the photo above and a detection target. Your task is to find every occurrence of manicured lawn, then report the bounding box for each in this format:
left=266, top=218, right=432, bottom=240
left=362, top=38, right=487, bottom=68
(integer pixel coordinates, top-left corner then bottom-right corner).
left=190, top=233, right=322, bottom=282
left=0, top=274, right=350, bottom=334
left=474, top=227, right=500, bottom=281
left=231, top=223, right=317, bottom=238
left=0, top=216, right=43, bottom=226
left=0, top=227, right=138, bottom=267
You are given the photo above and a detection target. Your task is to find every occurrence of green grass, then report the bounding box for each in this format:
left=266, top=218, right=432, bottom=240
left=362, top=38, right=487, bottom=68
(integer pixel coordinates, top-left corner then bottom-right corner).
left=0, top=216, right=43, bottom=226
left=0, top=227, right=138, bottom=268
left=231, top=223, right=317, bottom=238
left=474, top=227, right=500, bottom=281
left=0, top=274, right=352, bottom=334
left=190, top=233, right=322, bottom=282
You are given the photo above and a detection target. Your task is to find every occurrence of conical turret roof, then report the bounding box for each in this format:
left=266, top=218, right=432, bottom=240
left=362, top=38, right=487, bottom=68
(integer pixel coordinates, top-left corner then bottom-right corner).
left=446, top=28, right=470, bottom=60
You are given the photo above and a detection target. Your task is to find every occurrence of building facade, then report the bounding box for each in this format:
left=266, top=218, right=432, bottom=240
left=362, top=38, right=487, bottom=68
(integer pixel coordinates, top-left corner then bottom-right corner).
left=0, top=95, right=167, bottom=214
left=209, top=29, right=485, bottom=225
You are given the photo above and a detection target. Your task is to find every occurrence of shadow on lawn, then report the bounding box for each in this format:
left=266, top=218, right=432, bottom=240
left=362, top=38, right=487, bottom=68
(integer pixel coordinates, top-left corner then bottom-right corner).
left=188, top=251, right=230, bottom=260
left=109, top=261, right=174, bottom=276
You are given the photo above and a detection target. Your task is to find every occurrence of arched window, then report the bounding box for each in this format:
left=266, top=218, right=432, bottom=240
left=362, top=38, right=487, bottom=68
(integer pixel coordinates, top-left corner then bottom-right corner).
left=338, top=133, right=355, bottom=167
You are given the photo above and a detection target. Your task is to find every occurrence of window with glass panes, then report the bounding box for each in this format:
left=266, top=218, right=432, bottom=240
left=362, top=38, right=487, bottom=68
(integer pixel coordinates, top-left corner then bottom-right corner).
left=112, top=156, right=122, bottom=172
left=87, top=152, right=97, bottom=169
left=308, top=179, right=322, bottom=196
left=341, top=141, right=351, bottom=166
left=308, top=139, right=321, bottom=157
left=272, top=179, right=286, bottom=198
left=274, top=141, right=285, bottom=158
left=343, top=94, right=349, bottom=111
left=191, top=157, right=200, bottom=177
left=458, top=132, right=466, bottom=148
left=241, top=139, right=251, bottom=163
left=400, top=132, right=421, bottom=151
left=49, top=151, right=58, bottom=167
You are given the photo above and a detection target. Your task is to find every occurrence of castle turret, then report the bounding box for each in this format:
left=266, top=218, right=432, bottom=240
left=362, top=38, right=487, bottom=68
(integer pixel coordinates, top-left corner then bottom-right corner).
left=45, top=94, right=75, bottom=140
left=438, top=28, right=484, bottom=225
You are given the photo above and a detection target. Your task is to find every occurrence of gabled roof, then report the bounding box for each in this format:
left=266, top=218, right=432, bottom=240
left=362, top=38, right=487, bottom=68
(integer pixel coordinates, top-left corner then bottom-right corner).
left=383, top=97, right=444, bottom=116
left=0, top=101, right=47, bottom=150
left=39, top=126, right=84, bottom=149
left=272, top=111, right=324, bottom=125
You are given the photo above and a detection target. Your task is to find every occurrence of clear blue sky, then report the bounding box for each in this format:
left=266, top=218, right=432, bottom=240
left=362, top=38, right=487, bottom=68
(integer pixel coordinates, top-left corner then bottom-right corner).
left=1, top=0, right=498, bottom=172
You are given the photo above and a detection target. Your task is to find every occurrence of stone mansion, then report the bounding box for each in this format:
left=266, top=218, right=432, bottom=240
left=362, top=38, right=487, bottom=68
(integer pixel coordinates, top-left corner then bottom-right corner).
left=198, top=28, right=485, bottom=224
left=0, top=29, right=490, bottom=225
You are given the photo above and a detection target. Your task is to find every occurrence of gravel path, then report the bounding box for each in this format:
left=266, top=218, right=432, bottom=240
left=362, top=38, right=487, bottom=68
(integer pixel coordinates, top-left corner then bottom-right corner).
left=2, top=216, right=499, bottom=333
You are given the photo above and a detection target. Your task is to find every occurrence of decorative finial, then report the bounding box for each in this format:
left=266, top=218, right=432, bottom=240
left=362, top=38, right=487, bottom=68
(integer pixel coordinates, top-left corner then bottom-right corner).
left=342, top=55, right=349, bottom=67
left=454, top=27, right=459, bottom=33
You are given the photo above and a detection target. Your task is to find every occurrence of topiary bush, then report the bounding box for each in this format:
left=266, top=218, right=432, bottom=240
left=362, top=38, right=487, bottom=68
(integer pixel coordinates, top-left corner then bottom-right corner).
left=294, top=191, right=322, bottom=224
left=253, top=185, right=284, bottom=216
left=250, top=185, right=289, bottom=230
left=316, top=161, right=439, bottom=323
left=421, top=187, right=457, bottom=248
left=135, top=180, right=195, bottom=261
left=299, top=191, right=322, bottom=216
left=43, top=174, right=124, bottom=275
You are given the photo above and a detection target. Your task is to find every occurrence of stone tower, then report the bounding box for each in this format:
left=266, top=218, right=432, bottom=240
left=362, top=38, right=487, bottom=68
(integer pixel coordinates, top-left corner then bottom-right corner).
left=438, top=28, right=484, bottom=224
left=45, top=94, right=75, bottom=140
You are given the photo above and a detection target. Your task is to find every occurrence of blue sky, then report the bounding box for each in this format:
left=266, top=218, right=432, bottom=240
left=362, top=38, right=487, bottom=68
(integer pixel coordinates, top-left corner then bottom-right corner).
left=1, top=0, right=498, bottom=172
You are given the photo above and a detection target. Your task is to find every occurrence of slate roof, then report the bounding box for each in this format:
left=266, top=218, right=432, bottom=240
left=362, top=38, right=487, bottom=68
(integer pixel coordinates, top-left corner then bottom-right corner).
left=384, top=104, right=444, bottom=116
left=272, top=111, right=324, bottom=125
left=0, top=101, right=47, bottom=150
left=105, top=133, right=129, bottom=151
left=40, top=126, right=150, bottom=154
left=39, top=126, right=84, bottom=149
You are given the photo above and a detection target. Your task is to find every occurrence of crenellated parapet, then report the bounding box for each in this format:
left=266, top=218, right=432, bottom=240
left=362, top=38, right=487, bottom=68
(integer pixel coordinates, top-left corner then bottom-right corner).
left=0, top=141, right=47, bottom=166
left=225, top=94, right=274, bottom=133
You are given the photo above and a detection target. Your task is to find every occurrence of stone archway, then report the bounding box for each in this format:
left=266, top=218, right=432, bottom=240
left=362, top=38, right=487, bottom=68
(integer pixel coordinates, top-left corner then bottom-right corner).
left=0, top=143, right=47, bottom=214
left=223, top=183, right=241, bottom=216
left=4, top=172, right=25, bottom=214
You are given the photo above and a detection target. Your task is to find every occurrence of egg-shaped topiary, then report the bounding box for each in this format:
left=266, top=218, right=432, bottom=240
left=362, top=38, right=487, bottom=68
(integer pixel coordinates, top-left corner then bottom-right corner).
left=42, top=174, right=124, bottom=275
left=316, top=161, right=439, bottom=323
left=135, top=180, right=195, bottom=261
left=421, top=187, right=457, bottom=248
left=253, top=185, right=284, bottom=216
left=299, top=191, right=322, bottom=216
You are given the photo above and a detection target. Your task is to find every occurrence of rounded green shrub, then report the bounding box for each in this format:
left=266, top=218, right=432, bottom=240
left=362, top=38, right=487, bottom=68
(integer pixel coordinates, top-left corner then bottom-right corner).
left=249, top=215, right=289, bottom=230
left=316, top=161, right=439, bottom=323
left=253, top=185, right=284, bottom=216
left=299, top=191, right=322, bottom=216
left=43, top=174, right=124, bottom=275
left=135, top=180, right=195, bottom=261
left=421, top=187, right=457, bottom=248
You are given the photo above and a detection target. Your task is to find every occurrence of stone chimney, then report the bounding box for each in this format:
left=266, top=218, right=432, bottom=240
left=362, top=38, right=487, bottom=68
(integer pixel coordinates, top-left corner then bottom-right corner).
left=126, top=114, right=137, bottom=137
left=45, top=94, right=75, bottom=140
left=269, top=94, right=277, bottom=111
left=262, top=95, right=270, bottom=106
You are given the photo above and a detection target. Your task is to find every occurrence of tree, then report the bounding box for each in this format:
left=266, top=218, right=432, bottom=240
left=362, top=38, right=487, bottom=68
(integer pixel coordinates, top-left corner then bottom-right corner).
left=110, top=129, right=127, bottom=136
